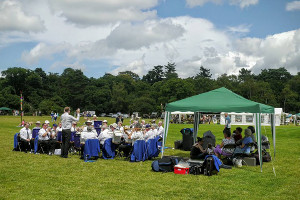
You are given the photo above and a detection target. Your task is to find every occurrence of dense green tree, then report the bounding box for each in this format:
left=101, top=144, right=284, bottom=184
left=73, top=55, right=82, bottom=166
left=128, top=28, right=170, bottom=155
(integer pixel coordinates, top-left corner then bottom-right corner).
left=195, top=66, right=212, bottom=79
left=118, top=71, right=140, bottom=81
left=164, top=62, right=178, bottom=80
left=142, top=65, right=164, bottom=84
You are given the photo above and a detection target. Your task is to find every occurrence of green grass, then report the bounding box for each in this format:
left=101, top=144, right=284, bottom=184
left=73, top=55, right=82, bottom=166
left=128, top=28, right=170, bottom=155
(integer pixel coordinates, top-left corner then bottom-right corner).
left=0, top=116, right=299, bottom=200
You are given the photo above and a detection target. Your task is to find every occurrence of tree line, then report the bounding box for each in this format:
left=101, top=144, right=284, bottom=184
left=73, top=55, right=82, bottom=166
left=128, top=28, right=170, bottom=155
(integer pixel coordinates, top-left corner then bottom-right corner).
left=0, top=63, right=299, bottom=115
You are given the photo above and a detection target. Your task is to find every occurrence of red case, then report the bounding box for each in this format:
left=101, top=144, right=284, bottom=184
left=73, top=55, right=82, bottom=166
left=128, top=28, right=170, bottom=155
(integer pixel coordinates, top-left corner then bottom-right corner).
left=174, top=166, right=189, bottom=175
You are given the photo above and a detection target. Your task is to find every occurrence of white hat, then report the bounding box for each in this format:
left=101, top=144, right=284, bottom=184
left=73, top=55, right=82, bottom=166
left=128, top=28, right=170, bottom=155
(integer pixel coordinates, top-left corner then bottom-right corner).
left=110, top=123, right=117, bottom=128
left=103, top=120, right=107, bottom=123
left=85, top=120, right=92, bottom=124
left=72, top=121, right=77, bottom=124
left=36, top=121, right=41, bottom=124
left=45, top=120, right=50, bottom=124
left=93, top=115, right=97, bottom=117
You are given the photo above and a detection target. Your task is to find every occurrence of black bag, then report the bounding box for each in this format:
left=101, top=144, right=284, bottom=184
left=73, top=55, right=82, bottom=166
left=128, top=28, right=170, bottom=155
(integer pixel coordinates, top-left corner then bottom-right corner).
left=174, top=140, right=183, bottom=149
left=263, top=151, right=271, bottom=162
left=181, top=128, right=194, bottom=151
left=152, top=157, right=179, bottom=172
left=189, top=165, right=204, bottom=175
left=253, top=149, right=271, bottom=164
left=203, top=157, right=218, bottom=176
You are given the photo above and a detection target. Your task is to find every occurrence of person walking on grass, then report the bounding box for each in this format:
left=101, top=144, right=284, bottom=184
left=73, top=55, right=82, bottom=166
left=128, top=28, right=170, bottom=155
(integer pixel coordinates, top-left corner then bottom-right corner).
left=60, top=107, right=80, bottom=158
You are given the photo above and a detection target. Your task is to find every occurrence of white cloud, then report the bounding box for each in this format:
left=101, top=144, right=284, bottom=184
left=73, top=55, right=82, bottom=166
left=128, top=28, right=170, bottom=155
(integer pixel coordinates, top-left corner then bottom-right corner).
left=186, top=0, right=258, bottom=8
left=234, top=29, right=300, bottom=74
left=186, top=0, right=222, bottom=7
left=48, top=0, right=158, bottom=26
left=21, top=42, right=71, bottom=65
left=229, top=0, right=258, bottom=8
left=286, top=1, right=300, bottom=11
left=0, top=0, right=44, bottom=32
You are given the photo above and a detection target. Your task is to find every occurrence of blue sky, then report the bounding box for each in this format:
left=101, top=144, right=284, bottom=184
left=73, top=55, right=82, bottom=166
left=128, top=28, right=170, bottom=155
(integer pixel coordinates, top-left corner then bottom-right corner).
left=0, top=0, right=299, bottom=78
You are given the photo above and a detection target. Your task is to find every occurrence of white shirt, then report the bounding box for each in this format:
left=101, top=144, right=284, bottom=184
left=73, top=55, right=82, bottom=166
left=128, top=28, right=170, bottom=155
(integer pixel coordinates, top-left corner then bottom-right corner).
left=144, top=129, right=155, bottom=141
left=38, top=128, right=50, bottom=141
left=157, top=126, right=164, bottom=137
left=61, top=112, right=80, bottom=130
left=50, top=129, right=57, bottom=139
left=20, top=127, right=32, bottom=140
left=131, top=131, right=144, bottom=144
left=80, top=129, right=97, bottom=144
left=71, top=126, right=77, bottom=132
left=98, top=129, right=113, bottom=145
left=57, top=127, right=62, bottom=132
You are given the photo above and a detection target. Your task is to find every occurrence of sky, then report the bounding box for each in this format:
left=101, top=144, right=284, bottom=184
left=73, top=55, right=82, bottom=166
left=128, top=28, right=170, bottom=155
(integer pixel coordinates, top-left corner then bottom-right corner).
left=0, top=0, right=299, bottom=78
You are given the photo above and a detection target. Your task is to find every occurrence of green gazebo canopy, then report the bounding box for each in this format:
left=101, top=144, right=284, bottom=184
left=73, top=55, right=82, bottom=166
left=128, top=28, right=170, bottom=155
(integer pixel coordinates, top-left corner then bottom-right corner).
left=0, top=107, right=11, bottom=111
left=166, top=87, right=274, bottom=113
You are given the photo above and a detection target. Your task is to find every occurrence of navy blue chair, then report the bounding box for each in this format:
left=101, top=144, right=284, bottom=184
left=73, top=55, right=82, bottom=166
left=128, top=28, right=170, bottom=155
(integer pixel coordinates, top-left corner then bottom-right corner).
left=95, top=128, right=101, bottom=137
left=130, top=140, right=147, bottom=162
left=34, top=135, right=39, bottom=153
left=94, top=121, right=102, bottom=128
left=56, top=131, right=62, bottom=142
left=13, top=133, right=21, bottom=151
left=84, top=139, right=101, bottom=160
left=102, top=138, right=115, bottom=159
left=32, top=128, right=40, bottom=139
left=146, top=139, right=159, bottom=159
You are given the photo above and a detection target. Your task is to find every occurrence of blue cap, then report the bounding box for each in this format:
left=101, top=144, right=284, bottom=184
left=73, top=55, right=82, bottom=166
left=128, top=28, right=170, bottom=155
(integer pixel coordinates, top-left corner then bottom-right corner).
left=53, top=124, right=58, bottom=127
left=145, top=124, right=151, bottom=128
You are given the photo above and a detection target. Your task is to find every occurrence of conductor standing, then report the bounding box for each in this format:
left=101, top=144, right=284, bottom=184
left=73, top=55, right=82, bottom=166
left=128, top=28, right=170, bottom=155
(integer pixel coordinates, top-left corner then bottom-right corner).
left=61, top=107, right=80, bottom=158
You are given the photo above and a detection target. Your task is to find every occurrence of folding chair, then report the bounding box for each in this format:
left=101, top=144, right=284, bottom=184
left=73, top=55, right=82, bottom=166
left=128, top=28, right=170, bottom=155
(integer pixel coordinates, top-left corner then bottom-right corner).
left=84, top=139, right=101, bottom=160
left=34, top=136, right=45, bottom=154
left=94, top=121, right=102, bottom=128
left=130, top=140, right=147, bottom=162
left=73, top=134, right=81, bottom=155
left=13, top=133, right=22, bottom=151
left=32, top=129, right=39, bottom=139
left=95, top=128, right=101, bottom=137
left=146, top=138, right=159, bottom=159
left=102, top=138, right=116, bottom=159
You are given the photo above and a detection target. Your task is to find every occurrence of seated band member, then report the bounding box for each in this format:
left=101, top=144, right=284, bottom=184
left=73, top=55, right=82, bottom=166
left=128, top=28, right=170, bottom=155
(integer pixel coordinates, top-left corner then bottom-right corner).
left=101, top=120, right=108, bottom=131
left=57, top=123, right=62, bottom=132
left=143, top=124, right=154, bottom=142
left=50, top=124, right=60, bottom=150
left=38, top=123, right=55, bottom=155
left=118, top=126, right=133, bottom=157
left=157, top=121, right=164, bottom=138
left=71, top=121, right=78, bottom=132
left=92, top=115, right=97, bottom=126
left=98, top=123, right=114, bottom=148
left=33, top=121, right=41, bottom=130
left=19, top=122, right=34, bottom=153
left=129, top=123, right=144, bottom=145
left=80, top=120, right=98, bottom=159
left=117, top=121, right=124, bottom=132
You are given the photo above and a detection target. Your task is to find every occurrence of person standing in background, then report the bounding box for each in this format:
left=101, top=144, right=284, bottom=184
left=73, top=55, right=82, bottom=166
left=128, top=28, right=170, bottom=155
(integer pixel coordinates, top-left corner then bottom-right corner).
left=224, top=113, right=231, bottom=132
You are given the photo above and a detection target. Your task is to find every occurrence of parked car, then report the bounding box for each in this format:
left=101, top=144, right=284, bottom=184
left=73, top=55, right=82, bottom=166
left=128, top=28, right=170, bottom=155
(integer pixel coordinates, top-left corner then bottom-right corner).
left=100, top=113, right=106, bottom=117
left=161, top=112, right=165, bottom=119
left=107, top=113, right=113, bottom=117
left=112, top=113, right=118, bottom=118
left=150, top=112, right=158, bottom=118
left=123, top=114, right=129, bottom=118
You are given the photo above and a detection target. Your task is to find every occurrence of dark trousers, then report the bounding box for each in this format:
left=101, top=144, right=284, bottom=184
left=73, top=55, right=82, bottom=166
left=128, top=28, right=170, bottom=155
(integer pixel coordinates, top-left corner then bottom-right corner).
left=62, top=129, right=71, bottom=158
left=38, top=140, right=49, bottom=153
left=20, top=139, right=34, bottom=152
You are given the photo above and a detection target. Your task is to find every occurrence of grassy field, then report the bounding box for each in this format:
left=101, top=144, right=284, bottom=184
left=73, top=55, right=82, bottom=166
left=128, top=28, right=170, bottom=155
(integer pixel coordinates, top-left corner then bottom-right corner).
left=0, top=116, right=299, bottom=200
